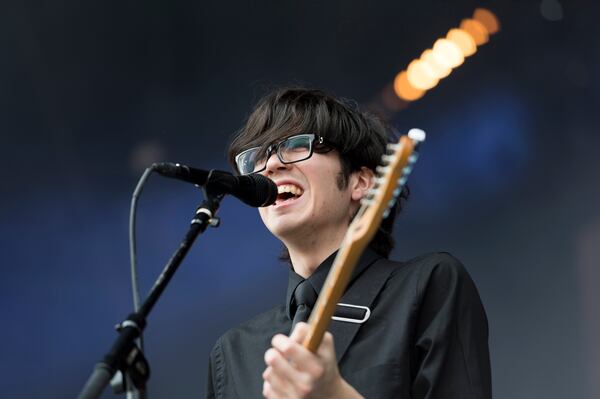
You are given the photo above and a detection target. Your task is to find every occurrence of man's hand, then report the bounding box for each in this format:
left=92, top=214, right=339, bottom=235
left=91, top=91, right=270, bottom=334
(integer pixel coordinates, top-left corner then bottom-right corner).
left=262, top=322, right=363, bottom=399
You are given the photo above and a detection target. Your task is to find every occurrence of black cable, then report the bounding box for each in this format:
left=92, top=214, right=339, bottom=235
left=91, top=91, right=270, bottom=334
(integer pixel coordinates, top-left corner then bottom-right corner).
left=127, top=165, right=156, bottom=399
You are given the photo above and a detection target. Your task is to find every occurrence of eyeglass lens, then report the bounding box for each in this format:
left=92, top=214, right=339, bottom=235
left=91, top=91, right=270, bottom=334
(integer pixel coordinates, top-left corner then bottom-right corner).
left=238, top=134, right=314, bottom=174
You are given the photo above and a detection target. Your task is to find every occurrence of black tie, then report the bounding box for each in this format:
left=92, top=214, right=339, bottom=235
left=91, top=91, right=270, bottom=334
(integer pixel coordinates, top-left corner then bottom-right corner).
left=291, top=279, right=318, bottom=332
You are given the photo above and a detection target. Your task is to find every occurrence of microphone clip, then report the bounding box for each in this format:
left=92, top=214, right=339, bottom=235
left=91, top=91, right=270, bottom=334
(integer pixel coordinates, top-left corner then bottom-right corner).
left=193, top=206, right=221, bottom=228
left=196, top=175, right=223, bottom=228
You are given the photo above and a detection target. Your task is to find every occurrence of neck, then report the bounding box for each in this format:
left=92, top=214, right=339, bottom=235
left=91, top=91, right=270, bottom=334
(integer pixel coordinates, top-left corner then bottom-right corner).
left=284, top=227, right=347, bottom=278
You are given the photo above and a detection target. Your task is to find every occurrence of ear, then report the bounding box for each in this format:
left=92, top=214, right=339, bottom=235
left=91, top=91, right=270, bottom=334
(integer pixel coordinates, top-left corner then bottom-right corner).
left=350, top=167, right=375, bottom=201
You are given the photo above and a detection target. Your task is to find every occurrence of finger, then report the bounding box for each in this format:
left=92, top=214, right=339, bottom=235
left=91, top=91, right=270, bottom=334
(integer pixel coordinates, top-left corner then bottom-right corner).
left=290, top=322, right=309, bottom=342
left=265, top=362, right=314, bottom=399
left=263, top=367, right=289, bottom=399
left=265, top=346, right=315, bottom=394
left=264, top=355, right=305, bottom=398
left=265, top=346, right=302, bottom=379
left=262, top=365, right=289, bottom=387
left=271, top=335, right=324, bottom=379
left=316, top=331, right=336, bottom=359
left=262, top=379, right=286, bottom=399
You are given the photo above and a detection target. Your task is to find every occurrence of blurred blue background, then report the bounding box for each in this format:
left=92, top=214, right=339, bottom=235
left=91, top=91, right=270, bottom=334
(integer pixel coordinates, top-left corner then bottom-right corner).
left=1, top=0, right=599, bottom=397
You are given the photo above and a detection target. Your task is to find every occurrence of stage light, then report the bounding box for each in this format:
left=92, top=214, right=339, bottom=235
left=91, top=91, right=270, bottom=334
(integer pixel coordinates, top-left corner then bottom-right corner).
left=460, top=18, right=489, bottom=45
left=390, top=7, right=499, bottom=103
left=447, top=28, right=477, bottom=57
left=432, top=39, right=464, bottom=68
left=473, top=8, right=500, bottom=34
left=394, top=71, right=425, bottom=101
left=421, top=49, right=451, bottom=78
left=407, top=59, right=440, bottom=90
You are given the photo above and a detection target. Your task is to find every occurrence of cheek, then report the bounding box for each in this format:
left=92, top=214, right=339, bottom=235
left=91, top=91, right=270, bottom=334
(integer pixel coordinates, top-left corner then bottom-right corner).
left=314, top=185, right=348, bottom=219
left=311, top=196, right=327, bottom=218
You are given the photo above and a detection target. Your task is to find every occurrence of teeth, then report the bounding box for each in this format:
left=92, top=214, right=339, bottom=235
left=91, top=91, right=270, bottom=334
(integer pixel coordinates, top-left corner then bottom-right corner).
left=277, top=184, right=304, bottom=196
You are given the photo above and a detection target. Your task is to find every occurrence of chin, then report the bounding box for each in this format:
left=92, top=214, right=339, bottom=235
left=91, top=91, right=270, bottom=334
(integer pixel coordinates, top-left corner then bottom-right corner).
left=265, top=219, right=302, bottom=239
left=262, top=211, right=309, bottom=240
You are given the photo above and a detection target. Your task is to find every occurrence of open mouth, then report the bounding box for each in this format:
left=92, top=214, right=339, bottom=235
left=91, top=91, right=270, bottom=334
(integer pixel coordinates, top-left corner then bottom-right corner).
left=275, top=184, right=304, bottom=205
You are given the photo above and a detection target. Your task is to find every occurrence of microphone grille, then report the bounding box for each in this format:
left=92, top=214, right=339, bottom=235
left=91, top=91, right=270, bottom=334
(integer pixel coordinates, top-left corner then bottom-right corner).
left=247, top=174, right=278, bottom=207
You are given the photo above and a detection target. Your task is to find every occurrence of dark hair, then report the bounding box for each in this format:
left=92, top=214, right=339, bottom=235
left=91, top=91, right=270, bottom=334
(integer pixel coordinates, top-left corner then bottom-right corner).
left=227, top=87, right=408, bottom=260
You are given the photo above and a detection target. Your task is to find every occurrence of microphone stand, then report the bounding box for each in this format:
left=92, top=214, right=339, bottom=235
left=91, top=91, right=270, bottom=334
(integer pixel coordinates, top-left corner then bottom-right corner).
left=77, top=190, right=223, bottom=399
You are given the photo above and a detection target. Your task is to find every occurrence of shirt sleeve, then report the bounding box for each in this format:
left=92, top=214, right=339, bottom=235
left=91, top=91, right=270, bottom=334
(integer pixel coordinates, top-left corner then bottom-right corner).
left=206, top=354, right=215, bottom=399
left=205, top=340, right=223, bottom=399
left=411, top=254, right=492, bottom=399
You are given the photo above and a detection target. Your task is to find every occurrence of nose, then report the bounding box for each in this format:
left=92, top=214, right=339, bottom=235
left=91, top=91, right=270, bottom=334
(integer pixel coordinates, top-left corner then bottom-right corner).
left=262, top=151, right=289, bottom=175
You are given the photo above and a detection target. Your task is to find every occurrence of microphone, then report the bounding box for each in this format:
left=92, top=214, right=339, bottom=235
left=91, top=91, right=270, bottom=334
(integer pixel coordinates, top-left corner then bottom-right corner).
left=153, top=162, right=277, bottom=207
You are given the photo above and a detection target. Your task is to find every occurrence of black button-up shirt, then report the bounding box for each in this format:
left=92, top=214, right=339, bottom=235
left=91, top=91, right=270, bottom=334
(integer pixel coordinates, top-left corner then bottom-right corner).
left=206, top=250, right=491, bottom=398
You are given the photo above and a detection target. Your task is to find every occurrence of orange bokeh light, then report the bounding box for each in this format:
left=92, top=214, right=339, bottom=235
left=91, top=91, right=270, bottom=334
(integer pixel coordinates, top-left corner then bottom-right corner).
left=393, top=71, right=425, bottom=101
left=447, top=28, right=477, bottom=57
left=473, top=8, right=500, bottom=34
left=432, top=39, right=464, bottom=68
left=421, top=49, right=451, bottom=78
left=390, top=8, right=499, bottom=105
left=407, top=59, right=440, bottom=90
left=460, top=18, right=489, bottom=45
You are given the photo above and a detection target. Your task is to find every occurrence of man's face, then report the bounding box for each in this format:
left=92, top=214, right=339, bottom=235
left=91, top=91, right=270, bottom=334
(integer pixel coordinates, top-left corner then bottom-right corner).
left=257, top=147, right=357, bottom=244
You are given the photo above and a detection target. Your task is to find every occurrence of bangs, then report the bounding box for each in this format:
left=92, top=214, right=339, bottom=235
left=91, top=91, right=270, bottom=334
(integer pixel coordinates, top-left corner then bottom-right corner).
left=249, top=98, right=327, bottom=158
left=227, top=87, right=388, bottom=173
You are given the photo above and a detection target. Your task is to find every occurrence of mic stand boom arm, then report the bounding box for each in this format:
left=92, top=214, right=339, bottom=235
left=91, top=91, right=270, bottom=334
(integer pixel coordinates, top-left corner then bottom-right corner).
left=77, top=191, right=223, bottom=399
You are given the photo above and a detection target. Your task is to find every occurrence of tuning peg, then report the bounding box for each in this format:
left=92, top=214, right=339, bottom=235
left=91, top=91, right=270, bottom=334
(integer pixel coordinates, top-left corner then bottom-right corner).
left=393, top=187, right=402, bottom=198
left=361, top=198, right=375, bottom=206
left=386, top=143, right=400, bottom=151
left=402, top=165, right=413, bottom=175
left=398, top=176, right=407, bottom=186
left=408, top=153, right=419, bottom=164
left=374, top=177, right=386, bottom=186
left=383, top=209, right=390, bottom=219
left=376, top=165, right=390, bottom=174
left=381, top=155, right=395, bottom=164
left=408, top=128, right=426, bottom=142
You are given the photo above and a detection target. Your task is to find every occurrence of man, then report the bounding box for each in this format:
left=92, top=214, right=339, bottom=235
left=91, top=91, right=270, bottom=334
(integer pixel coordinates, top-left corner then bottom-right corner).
left=206, top=88, right=491, bottom=398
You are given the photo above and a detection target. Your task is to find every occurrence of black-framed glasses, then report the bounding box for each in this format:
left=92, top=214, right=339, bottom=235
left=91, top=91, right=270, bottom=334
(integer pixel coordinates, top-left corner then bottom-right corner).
left=234, top=133, right=335, bottom=175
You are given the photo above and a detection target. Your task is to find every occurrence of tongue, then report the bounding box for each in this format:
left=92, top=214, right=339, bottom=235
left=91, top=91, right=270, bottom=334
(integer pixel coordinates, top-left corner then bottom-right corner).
left=277, top=192, right=295, bottom=201
left=276, top=191, right=302, bottom=204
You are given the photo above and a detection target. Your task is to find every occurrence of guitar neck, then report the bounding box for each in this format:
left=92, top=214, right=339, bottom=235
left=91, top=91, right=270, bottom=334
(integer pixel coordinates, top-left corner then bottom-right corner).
left=300, top=134, right=421, bottom=353
left=302, top=233, right=368, bottom=352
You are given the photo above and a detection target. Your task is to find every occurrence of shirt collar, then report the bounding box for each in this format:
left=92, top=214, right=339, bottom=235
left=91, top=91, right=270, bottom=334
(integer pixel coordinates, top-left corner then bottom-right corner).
left=285, top=248, right=382, bottom=320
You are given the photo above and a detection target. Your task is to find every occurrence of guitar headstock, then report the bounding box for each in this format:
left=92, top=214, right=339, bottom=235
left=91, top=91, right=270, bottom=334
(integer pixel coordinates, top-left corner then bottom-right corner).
left=347, top=128, right=426, bottom=246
